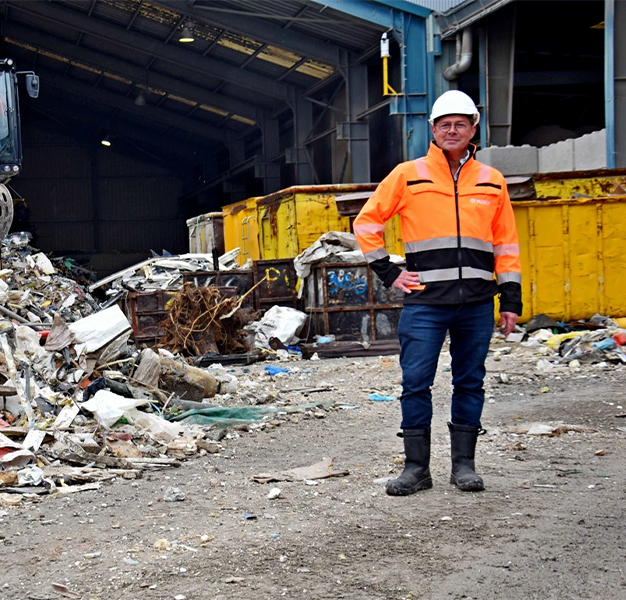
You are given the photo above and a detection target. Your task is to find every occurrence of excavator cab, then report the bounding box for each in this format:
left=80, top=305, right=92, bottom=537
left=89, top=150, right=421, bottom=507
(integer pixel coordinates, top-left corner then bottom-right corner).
left=0, top=59, right=38, bottom=240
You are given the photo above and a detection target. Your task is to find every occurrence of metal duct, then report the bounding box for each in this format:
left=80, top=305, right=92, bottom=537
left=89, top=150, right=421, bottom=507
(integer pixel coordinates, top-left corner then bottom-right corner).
left=443, top=27, right=473, bottom=80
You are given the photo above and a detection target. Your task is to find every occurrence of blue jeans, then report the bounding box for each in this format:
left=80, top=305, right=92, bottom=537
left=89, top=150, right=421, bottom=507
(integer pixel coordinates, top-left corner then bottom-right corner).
left=398, top=300, right=494, bottom=429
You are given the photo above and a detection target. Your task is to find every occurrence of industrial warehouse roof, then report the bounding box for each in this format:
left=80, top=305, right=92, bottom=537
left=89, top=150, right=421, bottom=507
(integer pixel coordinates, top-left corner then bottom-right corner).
left=2, top=0, right=396, bottom=163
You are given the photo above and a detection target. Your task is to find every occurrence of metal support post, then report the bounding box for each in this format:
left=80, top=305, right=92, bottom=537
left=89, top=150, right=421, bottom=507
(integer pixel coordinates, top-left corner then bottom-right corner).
left=336, top=62, right=370, bottom=182
left=478, top=27, right=487, bottom=150
left=605, top=0, right=615, bottom=168
left=389, top=11, right=430, bottom=161
left=256, top=112, right=281, bottom=193
left=607, top=0, right=625, bottom=168
left=287, top=91, right=314, bottom=183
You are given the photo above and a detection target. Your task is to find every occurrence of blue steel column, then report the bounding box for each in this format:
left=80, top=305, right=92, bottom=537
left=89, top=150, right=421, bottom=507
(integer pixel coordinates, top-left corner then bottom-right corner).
left=616, top=0, right=626, bottom=168
left=605, top=0, right=615, bottom=168
left=605, top=0, right=625, bottom=168
left=306, top=0, right=432, bottom=161
left=389, top=11, right=430, bottom=161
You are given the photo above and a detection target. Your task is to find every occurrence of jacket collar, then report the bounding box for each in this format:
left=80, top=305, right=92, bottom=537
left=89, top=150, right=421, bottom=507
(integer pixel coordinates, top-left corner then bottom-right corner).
left=428, top=141, right=477, bottom=166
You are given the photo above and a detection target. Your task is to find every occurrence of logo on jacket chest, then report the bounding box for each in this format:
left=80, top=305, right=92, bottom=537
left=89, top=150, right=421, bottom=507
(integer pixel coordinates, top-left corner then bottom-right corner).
left=470, top=198, right=491, bottom=206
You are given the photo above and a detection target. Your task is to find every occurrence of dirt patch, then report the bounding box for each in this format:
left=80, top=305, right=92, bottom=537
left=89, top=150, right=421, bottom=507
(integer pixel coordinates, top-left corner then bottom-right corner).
left=2, top=353, right=626, bottom=600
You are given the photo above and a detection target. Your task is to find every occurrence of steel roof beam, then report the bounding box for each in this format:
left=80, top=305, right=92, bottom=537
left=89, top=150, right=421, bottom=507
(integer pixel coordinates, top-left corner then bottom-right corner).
left=6, top=0, right=292, bottom=100
left=434, top=0, right=515, bottom=39
left=304, top=0, right=394, bottom=28
left=150, top=0, right=342, bottom=66
left=4, top=21, right=261, bottom=121
left=38, top=67, right=229, bottom=144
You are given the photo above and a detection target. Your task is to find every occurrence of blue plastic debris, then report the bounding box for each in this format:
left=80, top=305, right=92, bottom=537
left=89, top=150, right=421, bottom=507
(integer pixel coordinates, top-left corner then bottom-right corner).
left=264, top=365, right=291, bottom=376
left=316, top=336, right=333, bottom=344
left=593, top=338, right=616, bottom=351
left=369, top=393, right=396, bottom=402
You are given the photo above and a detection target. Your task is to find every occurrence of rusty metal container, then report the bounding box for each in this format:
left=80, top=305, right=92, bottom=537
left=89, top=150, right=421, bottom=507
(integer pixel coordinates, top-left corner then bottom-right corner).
left=222, top=197, right=262, bottom=265
left=255, top=184, right=404, bottom=259
left=124, top=290, right=178, bottom=348
left=305, top=262, right=404, bottom=341
left=509, top=195, right=626, bottom=323
left=182, top=270, right=255, bottom=308
left=253, top=258, right=298, bottom=310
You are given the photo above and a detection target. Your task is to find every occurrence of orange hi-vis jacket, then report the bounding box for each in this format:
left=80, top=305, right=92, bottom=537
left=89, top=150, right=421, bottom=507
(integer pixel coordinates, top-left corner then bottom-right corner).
left=354, top=142, right=523, bottom=315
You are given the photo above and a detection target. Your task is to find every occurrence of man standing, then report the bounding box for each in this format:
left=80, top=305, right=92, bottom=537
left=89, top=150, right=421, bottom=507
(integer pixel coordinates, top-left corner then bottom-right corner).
left=354, top=90, right=522, bottom=495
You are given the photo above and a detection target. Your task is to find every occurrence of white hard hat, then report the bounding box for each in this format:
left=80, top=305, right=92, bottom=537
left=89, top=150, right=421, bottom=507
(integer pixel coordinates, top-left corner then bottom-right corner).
left=429, top=90, right=480, bottom=126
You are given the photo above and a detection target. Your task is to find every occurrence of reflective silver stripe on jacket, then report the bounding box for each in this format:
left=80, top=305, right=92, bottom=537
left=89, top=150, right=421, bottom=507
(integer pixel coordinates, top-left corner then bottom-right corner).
left=405, top=237, right=493, bottom=254
left=477, top=163, right=493, bottom=184
left=413, top=158, right=431, bottom=179
left=419, top=267, right=494, bottom=283
left=364, top=248, right=389, bottom=263
left=496, top=272, right=522, bottom=284
left=354, top=222, right=386, bottom=236
left=493, top=243, right=520, bottom=256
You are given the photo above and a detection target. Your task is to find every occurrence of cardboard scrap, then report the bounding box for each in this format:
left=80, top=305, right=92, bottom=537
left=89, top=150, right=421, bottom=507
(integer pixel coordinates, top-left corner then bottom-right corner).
left=252, top=457, right=349, bottom=484
left=510, top=422, right=597, bottom=436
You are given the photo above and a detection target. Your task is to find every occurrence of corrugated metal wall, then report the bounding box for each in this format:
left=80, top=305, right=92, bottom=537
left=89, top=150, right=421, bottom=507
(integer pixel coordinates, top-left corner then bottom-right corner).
left=15, top=123, right=186, bottom=276
left=403, top=0, right=468, bottom=13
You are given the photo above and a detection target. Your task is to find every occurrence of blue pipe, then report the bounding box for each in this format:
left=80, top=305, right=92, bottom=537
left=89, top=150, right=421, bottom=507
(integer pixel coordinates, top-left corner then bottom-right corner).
left=605, top=0, right=615, bottom=168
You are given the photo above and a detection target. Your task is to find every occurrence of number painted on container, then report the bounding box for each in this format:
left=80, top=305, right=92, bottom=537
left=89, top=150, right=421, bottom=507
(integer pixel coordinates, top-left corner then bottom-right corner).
left=327, top=270, right=367, bottom=296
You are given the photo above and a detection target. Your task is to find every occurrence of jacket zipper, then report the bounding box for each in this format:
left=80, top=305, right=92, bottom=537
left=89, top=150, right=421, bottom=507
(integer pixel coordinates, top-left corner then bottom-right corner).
left=453, top=161, right=467, bottom=303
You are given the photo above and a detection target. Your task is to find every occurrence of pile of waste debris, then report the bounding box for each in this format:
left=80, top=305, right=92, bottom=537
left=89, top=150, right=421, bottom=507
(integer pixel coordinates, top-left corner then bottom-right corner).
left=0, top=240, right=323, bottom=504
left=89, top=248, right=243, bottom=297
left=0, top=233, right=98, bottom=327
left=0, top=299, right=329, bottom=505
left=502, top=312, right=626, bottom=366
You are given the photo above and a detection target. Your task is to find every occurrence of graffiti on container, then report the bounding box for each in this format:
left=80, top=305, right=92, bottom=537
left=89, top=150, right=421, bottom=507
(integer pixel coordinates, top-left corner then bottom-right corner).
left=327, top=270, right=367, bottom=296
left=265, top=266, right=289, bottom=286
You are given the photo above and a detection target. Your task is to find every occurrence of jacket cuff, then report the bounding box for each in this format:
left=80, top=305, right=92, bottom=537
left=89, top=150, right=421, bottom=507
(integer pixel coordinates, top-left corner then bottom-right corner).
left=498, top=281, right=522, bottom=316
left=369, top=257, right=403, bottom=288
left=382, top=265, right=403, bottom=288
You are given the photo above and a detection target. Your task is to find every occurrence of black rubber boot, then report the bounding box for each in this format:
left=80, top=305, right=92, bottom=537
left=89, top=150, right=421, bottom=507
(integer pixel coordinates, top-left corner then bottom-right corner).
left=385, top=429, right=433, bottom=496
left=448, top=422, right=484, bottom=491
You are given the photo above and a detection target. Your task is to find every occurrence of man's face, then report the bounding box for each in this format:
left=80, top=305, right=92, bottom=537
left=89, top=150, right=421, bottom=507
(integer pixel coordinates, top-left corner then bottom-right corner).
left=431, top=115, right=476, bottom=154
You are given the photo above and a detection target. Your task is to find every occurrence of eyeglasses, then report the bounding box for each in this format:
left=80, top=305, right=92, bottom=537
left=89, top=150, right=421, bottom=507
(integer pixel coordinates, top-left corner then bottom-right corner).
left=435, top=122, right=470, bottom=133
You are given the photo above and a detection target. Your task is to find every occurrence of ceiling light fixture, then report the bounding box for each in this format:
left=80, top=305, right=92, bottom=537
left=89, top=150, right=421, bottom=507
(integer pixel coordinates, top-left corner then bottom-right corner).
left=135, top=93, right=146, bottom=106
left=101, top=135, right=111, bottom=147
left=179, top=22, right=195, bottom=43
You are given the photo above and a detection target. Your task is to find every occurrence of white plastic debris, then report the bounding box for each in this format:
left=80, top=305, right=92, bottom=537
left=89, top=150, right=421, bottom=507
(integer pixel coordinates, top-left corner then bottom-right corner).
left=32, top=252, right=56, bottom=275
left=17, top=466, right=44, bottom=486
left=68, top=305, right=132, bottom=353
left=124, top=408, right=185, bottom=442
left=246, top=305, right=307, bottom=348
left=0, top=432, right=35, bottom=468
left=81, top=390, right=149, bottom=428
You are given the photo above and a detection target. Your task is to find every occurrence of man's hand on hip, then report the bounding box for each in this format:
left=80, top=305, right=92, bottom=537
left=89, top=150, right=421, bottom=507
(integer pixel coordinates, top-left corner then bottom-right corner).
left=500, top=311, right=518, bottom=336
left=392, top=270, right=421, bottom=294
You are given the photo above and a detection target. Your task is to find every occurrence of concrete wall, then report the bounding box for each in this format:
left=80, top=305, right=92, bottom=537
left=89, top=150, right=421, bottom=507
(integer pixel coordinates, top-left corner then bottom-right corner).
left=476, top=129, right=607, bottom=174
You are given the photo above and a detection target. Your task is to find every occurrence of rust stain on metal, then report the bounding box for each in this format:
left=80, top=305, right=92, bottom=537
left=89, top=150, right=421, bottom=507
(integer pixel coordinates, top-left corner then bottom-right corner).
left=256, top=184, right=378, bottom=208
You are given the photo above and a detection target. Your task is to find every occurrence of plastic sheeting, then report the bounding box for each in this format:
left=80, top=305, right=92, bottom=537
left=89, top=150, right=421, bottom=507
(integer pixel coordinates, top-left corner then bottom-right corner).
left=169, top=400, right=336, bottom=427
